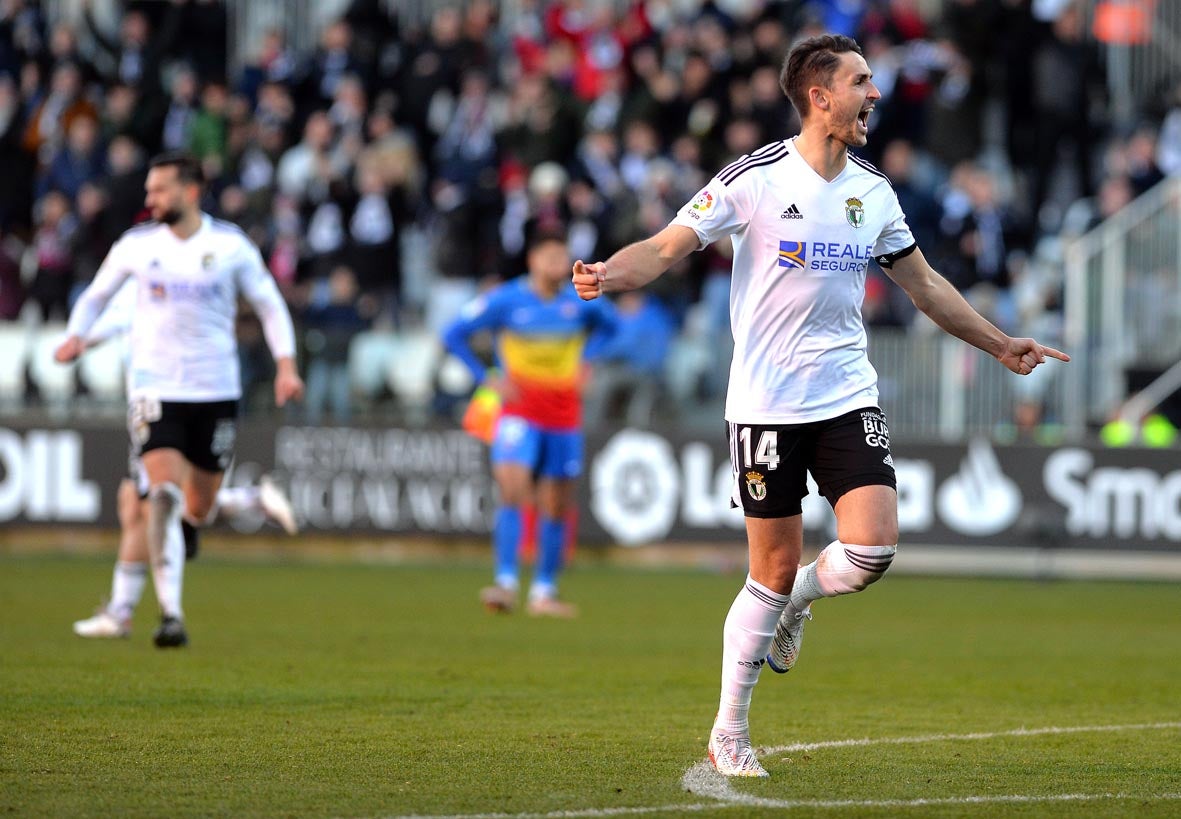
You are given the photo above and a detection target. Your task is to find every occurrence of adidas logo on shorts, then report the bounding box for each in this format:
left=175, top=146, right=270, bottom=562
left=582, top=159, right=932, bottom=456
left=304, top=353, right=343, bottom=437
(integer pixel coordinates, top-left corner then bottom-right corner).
left=780, top=204, right=803, bottom=219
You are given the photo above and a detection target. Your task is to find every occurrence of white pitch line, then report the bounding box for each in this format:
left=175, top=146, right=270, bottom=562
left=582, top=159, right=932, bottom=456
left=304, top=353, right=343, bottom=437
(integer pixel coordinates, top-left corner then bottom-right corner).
left=387, top=721, right=1181, bottom=819
left=763, top=719, right=1181, bottom=756
left=393, top=792, right=1181, bottom=819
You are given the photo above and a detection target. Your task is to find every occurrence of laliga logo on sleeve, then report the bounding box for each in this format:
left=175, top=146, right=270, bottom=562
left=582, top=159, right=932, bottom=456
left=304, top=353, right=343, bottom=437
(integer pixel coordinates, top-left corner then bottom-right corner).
left=936, top=439, right=1023, bottom=536
left=691, top=189, right=714, bottom=212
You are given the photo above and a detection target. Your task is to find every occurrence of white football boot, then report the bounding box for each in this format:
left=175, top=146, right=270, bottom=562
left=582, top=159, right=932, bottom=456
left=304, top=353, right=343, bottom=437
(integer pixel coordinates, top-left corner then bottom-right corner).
left=260, top=474, right=299, bottom=535
left=526, top=595, right=579, bottom=618
left=479, top=584, right=517, bottom=613
left=73, top=609, right=131, bottom=639
left=708, top=728, right=769, bottom=778
left=765, top=605, right=812, bottom=674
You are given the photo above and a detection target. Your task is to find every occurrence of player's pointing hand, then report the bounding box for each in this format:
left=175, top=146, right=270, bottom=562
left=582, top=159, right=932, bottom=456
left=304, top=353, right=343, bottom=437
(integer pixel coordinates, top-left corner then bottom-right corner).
left=572, top=260, right=606, bottom=301
left=999, top=337, right=1070, bottom=376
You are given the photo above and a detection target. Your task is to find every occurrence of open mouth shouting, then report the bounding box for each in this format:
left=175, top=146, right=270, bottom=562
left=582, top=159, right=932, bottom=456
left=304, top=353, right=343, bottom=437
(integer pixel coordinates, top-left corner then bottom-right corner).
left=857, top=105, right=873, bottom=134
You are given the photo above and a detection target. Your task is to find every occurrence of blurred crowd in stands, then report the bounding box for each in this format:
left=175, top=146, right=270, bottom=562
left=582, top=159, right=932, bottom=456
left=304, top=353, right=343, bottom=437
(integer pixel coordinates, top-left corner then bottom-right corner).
left=0, top=0, right=1178, bottom=428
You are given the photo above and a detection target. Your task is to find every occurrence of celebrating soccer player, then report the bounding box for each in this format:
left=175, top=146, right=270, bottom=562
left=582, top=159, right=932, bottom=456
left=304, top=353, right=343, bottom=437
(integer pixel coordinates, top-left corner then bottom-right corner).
left=572, top=35, right=1068, bottom=777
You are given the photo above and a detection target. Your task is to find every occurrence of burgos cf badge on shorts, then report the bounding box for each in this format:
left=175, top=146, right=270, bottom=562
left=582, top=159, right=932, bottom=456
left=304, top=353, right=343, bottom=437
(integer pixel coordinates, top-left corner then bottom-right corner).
left=745, top=471, right=767, bottom=501
left=845, top=197, right=865, bottom=228
left=778, top=240, right=806, bottom=269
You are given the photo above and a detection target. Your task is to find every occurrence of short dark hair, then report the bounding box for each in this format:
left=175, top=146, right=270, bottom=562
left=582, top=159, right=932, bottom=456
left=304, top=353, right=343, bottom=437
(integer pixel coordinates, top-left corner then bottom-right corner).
left=148, top=151, right=204, bottom=187
left=780, top=34, right=863, bottom=120
left=525, top=222, right=567, bottom=252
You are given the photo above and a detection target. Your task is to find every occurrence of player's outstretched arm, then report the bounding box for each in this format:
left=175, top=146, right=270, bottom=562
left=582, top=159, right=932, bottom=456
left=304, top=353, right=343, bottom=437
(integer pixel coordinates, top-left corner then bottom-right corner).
left=572, top=224, right=700, bottom=301
left=884, top=247, right=1069, bottom=375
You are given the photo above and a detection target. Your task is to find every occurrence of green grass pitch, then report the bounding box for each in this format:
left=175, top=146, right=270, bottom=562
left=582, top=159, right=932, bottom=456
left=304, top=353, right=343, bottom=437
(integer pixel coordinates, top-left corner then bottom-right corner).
left=2, top=553, right=1180, bottom=818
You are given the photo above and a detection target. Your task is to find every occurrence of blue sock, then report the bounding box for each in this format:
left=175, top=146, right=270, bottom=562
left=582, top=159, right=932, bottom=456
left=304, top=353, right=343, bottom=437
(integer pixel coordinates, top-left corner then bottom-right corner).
left=533, top=516, right=566, bottom=597
left=493, top=506, right=522, bottom=589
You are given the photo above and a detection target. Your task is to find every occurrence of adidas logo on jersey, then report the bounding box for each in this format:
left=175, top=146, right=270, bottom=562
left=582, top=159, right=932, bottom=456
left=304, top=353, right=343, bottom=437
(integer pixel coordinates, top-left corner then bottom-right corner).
left=780, top=204, right=803, bottom=219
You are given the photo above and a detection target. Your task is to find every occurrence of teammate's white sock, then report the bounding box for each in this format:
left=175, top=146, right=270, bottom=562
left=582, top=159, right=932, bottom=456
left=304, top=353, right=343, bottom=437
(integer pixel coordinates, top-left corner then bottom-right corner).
left=108, top=561, right=147, bottom=621
left=214, top=485, right=260, bottom=519
left=716, top=575, right=789, bottom=735
left=788, top=540, right=896, bottom=615
left=147, top=483, right=186, bottom=619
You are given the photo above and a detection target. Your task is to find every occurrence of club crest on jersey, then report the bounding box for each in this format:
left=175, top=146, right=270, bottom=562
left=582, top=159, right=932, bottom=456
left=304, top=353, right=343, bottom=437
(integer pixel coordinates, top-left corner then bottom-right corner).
left=148, top=281, right=167, bottom=301
left=745, top=471, right=767, bottom=501
left=201, top=252, right=215, bottom=269
left=778, top=240, right=806, bottom=269
left=691, top=189, right=714, bottom=213
left=845, top=197, right=865, bottom=228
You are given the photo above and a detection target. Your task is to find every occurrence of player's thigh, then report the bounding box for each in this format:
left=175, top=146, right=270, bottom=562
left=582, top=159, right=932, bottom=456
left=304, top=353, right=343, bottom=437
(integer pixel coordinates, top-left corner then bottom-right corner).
left=533, top=430, right=581, bottom=515
left=130, top=394, right=188, bottom=487
left=177, top=401, right=237, bottom=519
left=809, top=406, right=898, bottom=545
left=833, top=484, right=898, bottom=546
left=491, top=415, right=541, bottom=505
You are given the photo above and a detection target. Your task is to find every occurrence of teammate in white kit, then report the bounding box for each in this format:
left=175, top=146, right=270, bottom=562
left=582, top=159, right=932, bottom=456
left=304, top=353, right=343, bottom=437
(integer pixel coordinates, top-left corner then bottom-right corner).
left=572, top=35, right=1069, bottom=777
left=66, top=279, right=301, bottom=642
left=56, top=152, right=304, bottom=648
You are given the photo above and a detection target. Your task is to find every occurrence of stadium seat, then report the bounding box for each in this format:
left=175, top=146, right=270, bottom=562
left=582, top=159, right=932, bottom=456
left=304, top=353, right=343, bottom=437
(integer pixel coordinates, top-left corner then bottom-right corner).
left=664, top=334, right=712, bottom=404
left=0, top=322, right=31, bottom=409
left=27, top=322, right=76, bottom=406
left=347, top=330, right=399, bottom=400
left=386, top=329, right=441, bottom=414
left=77, top=334, right=129, bottom=405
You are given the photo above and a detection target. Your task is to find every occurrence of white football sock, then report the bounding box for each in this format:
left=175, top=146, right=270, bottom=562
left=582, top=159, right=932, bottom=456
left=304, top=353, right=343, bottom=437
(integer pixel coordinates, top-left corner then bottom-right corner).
left=147, top=483, right=186, bottom=619
left=214, top=485, right=260, bottom=520
left=789, top=540, right=896, bottom=615
left=108, top=561, right=147, bottom=621
left=716, top=575, right=789, bottom=735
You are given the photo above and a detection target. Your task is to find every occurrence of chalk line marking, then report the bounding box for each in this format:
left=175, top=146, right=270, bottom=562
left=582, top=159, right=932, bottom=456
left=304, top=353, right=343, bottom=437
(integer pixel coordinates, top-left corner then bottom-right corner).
left=388, top=721, right=1181, bottom=819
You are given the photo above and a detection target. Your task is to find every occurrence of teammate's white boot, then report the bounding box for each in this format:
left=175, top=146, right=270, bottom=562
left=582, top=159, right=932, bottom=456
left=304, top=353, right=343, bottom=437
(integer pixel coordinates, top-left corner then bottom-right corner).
left=480, top=584, right=517, bottom=613
left=765, top=605, right=812, bottom=674
left=260, top=475, right=299, bottom=535
left=708, top=728, right=769, bottom=778
left=73, top=609, right=131, bottom=639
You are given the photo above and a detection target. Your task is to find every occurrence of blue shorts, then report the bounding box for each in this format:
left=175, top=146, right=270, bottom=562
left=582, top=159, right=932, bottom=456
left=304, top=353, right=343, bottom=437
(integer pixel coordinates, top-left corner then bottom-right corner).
left=490, top=415, right=583, bottom=480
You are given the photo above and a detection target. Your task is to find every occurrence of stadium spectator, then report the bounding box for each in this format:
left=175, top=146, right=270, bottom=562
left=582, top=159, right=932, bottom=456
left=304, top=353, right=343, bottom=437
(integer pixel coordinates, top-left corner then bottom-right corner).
left=0, top=73, right=34, bottom=230
left=583, top=289, right=676, bottom=427
left=82, top=0, right=180, bottom=96
left=0, top=229, right=24, bottom=319
left=22, top=61, right=97, bottom=160
left=38, top=113, right=104, bottom=202
left=301, top=264, right=374, bottom=425
left=27, top=189, right=76, bottom=320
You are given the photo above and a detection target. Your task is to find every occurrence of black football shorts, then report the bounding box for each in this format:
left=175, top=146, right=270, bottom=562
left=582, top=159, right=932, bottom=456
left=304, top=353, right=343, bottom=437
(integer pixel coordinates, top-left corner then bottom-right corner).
left=727, top=406, right=897, bottom=518
left=128, top=396, right=239, bottom=473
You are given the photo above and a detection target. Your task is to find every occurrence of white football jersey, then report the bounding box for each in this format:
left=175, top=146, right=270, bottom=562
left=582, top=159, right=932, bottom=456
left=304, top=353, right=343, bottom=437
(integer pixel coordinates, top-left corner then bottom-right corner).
left=67, top=215, right=296, bottom=402
left=671, top=137, right=915, bottom=424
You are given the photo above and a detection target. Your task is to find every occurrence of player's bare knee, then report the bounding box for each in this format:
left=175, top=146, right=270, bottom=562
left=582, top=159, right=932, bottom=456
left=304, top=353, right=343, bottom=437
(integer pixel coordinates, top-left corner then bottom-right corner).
left=116, top=479, right=143, bottom=528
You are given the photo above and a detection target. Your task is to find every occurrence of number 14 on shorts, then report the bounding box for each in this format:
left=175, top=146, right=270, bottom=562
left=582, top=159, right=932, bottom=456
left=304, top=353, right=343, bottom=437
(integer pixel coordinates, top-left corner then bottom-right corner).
left=736, top=426, right=779, bottom=470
